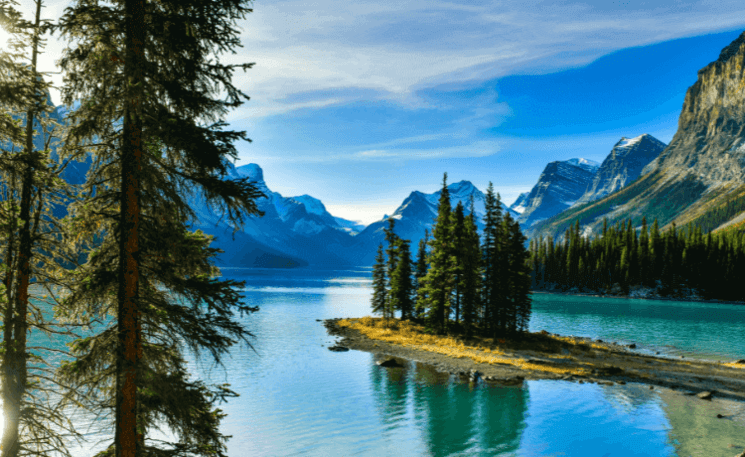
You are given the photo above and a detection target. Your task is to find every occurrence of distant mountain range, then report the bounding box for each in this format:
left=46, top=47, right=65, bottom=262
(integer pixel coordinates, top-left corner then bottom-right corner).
left=509, top=158, right=600, bottom=229
left=19, top=30, right=745, bottom=268
left=509, top=134, right=668, bottom=232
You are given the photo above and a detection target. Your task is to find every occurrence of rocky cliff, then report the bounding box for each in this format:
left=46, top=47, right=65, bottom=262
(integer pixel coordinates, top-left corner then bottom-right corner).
left=573, top=134, right=666, bottom=206
left=516, top=158, right=599, bottom=229
left=529, top=30, right=745, bottom=242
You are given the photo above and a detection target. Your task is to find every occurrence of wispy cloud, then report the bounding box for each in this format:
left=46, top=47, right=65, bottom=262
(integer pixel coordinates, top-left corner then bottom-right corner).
left=224, top=0, right=745, bottom=121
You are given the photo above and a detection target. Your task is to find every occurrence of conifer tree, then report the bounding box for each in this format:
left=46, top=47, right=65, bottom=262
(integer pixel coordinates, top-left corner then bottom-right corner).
left=450, top=202, right=466, bottom=324
left=460, top=197, right=482, bottom=336
left=390, top=239, right=414, bottom=320
left=371, top=244, right=387, bottom=318
left=0, top=2, right=88, bottom=455
left=481, top=183, right=504, bottom=338
left=383, top=217, right=399, bottom=317
left=54, top=0, right=264, bottom=455
left=419, top=173, right=454, bottom=334
left=413, top=229, right=429, bottom=321
left=504, top=213, right=531, bottom=335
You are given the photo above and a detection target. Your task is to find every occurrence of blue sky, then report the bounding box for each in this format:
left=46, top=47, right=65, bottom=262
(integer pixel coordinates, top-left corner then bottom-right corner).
left=28, top=1, right=745, bottom=225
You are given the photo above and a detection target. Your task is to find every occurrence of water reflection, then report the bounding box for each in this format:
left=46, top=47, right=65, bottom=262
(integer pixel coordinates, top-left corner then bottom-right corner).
left=369, top=356, right=528, bottom=457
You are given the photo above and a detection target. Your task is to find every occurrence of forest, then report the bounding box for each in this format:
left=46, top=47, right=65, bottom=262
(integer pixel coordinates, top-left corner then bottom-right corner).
left=530, top=216, right=745, bottom=302
left=371, top=175, right=533, bottom=340
left=0, top=0, right=262, bottom=456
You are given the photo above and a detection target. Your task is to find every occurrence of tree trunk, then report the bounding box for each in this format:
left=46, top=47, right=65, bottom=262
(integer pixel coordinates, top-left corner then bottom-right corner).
left=1, top=1, right=42, bottom=454
left=116, top=1, right=145, bottom=456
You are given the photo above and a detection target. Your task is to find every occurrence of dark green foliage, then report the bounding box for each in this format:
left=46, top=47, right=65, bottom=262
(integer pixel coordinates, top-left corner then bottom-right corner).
left=413, top=230, right=428, bottom=321
left=390, top=239, right=414, bottom=320
left=406, top=177, right=532, bottom=339
left=53, top=0, right=264, bottom=455
left=530, top=216, right=745, bottom=302
left=371, top=244, right=387, bottom=317
left=459, top=198, right=482, bottom=336
left=418, top=173, right=455, bottom=334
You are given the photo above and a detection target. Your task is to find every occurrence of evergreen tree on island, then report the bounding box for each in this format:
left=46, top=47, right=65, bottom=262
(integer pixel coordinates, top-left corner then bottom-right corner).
left=481, top=182, right=505, bottom=338
left=390, top=239, right=414, bottom=320
left=413, top=229, right=429, bottom=321
left=419, top=173, right=455, bottom=334
left=371, top=244, right=388, bottom=318
left=460, top=196, right=483, bottom=337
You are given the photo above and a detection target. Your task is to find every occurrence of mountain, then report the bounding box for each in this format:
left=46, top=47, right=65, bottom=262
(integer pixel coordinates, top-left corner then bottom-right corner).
left=187, top=163, right=362, bottom=267
left=509, top=192, right=530, bottom=214
left=529, top=31, right=745, bottom=242
left=345, top=180, right=518, bottom=266
left=291, top=195, right=365, bottom=235
left=514, top=158, right=600, bottom=229
left=572, top=134, right=667, bottom=206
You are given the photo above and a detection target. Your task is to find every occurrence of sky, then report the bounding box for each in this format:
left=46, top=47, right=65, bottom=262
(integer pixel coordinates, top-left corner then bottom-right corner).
left=9, top=1, right=745, bottom=226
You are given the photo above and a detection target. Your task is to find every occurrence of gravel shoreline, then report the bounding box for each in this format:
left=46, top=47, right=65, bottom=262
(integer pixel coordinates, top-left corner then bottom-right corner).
left=324, top=318, right=745, bottom=402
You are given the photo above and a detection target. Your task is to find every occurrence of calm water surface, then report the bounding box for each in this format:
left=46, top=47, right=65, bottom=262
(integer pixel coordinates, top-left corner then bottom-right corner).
left=187, top=267, right=745, bottom=457
left=68, top=267, right=745, bottom=456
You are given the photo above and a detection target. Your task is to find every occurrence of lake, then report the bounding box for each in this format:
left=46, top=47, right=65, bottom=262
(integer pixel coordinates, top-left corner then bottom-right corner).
left=72, top=266, right=745, bottom=456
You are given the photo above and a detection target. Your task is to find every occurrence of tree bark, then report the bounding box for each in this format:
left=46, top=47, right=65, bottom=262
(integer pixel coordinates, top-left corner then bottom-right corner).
left=1, top=1, right=42, bottom=454
left=116, top=0, right=145, bottom=456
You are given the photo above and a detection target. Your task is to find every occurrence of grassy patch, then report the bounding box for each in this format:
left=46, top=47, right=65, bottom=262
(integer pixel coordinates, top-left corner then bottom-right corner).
left=338, top=317, right=596, bottom=376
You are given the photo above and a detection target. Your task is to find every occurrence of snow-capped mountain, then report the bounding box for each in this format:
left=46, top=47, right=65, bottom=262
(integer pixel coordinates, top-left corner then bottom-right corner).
left=187, top=163, right=364, bottom=266
left=345, top=180, right=518, bottom=266
left=509, top=192, right=530, bottom=214
left=515, top=158, right=600, bottom=229
left=572, top=134, right=667, bottom=206
left=529, top=31, right=745, bottom=242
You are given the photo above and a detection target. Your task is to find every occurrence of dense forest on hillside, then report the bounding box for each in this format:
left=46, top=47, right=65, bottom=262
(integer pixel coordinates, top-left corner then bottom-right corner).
left=530, top=217, right=745, bottom=302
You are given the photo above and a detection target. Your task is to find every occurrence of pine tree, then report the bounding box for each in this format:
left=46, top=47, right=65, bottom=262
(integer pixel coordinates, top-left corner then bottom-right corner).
left=0, top=2, right=88, bottom=455
left=460, top=196, right=482, bottom=336
left=383, top=217, right=399, bottom=319
left=55, top=0, right=263, bottom=455
left=371, top=244, right=387, bottom=317
left=482, top=186, right=505, bottom=338
left=504, top=213, right=531, bottom=335
left=419, top=173, right=454, bottom=334
left=450, top=202, right=466, bottom=324
left=413, top=229, right=429, bottom=321
left=390, top=239, right=414, bottom=320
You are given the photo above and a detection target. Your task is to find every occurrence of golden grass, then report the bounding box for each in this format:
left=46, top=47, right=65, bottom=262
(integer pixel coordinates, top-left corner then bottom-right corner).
left=338, top=317, right=593, bottom=376
left=722, top=361, right=745, bottom=369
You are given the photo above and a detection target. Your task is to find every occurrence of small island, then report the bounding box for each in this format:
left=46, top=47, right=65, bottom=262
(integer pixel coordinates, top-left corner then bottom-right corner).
left=325, top=317, right=745, bottom=402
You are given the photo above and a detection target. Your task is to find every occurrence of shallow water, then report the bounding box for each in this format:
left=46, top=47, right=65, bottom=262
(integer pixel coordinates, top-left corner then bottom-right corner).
left=58, top=267, right=745, bottom=456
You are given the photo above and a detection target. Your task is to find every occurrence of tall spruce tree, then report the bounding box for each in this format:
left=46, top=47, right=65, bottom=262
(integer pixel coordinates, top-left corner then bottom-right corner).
left=0, top=2, right=87, bottom=455
left=419, top=173, right=454, bottom=334
left=504, top=213, right=531, bottom=335
left=390, top=239, right=414, bottom=320
left=413, top=229, right=428, bottom=321
left=383, top=217, right=399, bottom=319
left=460, top=196, right=482, bottom=336
left=371, top=244, right=387, bottom=318
left=54, top=1, right=264, bottom=455
left=481, top=183, right=504, bottom=338
left=450, top=202, right=466, bottom=324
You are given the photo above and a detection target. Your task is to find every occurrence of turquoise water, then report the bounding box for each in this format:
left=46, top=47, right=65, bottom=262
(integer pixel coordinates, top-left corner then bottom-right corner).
left=63, top=267, right=745, bottom=456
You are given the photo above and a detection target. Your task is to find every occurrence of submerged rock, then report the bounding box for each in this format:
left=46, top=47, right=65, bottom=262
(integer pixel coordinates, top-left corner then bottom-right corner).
left=377, top=358, right=404, bottom=368
left=328, top=346, right=349, bottom=352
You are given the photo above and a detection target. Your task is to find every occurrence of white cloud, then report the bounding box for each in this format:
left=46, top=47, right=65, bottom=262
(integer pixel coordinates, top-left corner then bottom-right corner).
left=28, top=0, right=745, bottom=118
